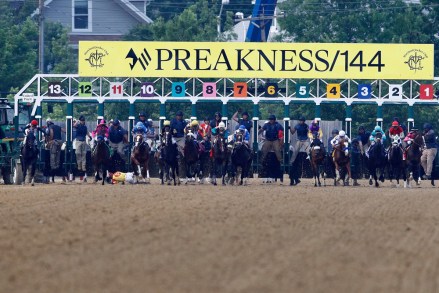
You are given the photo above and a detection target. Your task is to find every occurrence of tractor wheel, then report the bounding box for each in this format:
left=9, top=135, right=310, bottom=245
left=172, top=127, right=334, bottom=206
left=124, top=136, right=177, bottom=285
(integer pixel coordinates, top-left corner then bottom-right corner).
left=2, top=167, right=12, bottom=185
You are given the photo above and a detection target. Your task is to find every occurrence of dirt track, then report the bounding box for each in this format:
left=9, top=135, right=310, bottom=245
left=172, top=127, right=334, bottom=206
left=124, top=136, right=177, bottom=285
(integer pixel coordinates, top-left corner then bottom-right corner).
left=1, top=179, right=439, bottom=293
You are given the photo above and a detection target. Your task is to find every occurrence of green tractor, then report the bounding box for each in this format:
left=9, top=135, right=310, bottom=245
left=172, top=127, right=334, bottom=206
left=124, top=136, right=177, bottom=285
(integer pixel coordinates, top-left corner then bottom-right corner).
left=0, top=98, right=31, bottom=184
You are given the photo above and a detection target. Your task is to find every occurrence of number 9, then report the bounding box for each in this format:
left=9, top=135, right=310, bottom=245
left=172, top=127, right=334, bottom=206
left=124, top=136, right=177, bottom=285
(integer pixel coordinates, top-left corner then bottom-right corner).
left=175, top=85, right=182, bottom=94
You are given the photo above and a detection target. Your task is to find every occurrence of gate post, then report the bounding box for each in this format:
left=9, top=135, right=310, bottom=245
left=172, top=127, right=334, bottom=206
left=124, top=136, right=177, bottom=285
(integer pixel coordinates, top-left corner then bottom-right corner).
left=66, top=102, right=74, bottom=174
left=345, top=103, right=352, bottom=138
left=407, top=103, right=415, bottom=131
left=283, top=102, right=290, bottom=173
left=97, top=103, right=104, bottom=125
left=252, top=103, right=259, bottom=174
left=191, top=102, right=197, bottom=121
left=376, top=103, right=383, bottom=128
left=159, top=103, right=166, bottom=133
left=222, top=103, right=228, bottom=127
left=128, top=102, right=135, bottom=145
left=35, top=105, right=43, bottom=142
left=314, top=102, right=321, bottom=120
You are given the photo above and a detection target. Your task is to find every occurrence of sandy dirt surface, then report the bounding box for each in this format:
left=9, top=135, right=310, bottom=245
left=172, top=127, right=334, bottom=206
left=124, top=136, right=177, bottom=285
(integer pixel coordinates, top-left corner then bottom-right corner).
left=1, top=179, right=439, bottom=293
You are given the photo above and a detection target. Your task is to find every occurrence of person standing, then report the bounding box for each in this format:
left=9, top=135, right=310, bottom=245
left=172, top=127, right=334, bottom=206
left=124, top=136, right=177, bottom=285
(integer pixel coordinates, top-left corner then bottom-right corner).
left=170, top=110, right=188, bottom=156
left=232, top=109, right=252, bottom=132
left=108, top=119, right=127, bottom=159
left=46, top=118, right=63, bottom=172
left=290, top=116, right=309, bottom=164
left=259, top=114, right=284, bottom=163
left=210, top=112, right=222, bottom=129
left=73, top=115, right=91, bottom=181
left=421, top=123, right=437, bottom=180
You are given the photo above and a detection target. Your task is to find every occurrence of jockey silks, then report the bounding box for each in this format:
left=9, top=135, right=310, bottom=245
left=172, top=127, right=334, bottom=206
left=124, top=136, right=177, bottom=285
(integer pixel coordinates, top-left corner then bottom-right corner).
left=170, top=119, right=187, bottom=138
left=109, top=126, right=125, bottom=143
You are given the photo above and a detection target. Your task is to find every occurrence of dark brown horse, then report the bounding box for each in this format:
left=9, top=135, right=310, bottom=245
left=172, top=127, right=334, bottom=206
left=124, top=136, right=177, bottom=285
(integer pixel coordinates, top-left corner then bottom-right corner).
left=91, top=137, right=110, bottom=185
left=405, top=133, right=423, bottom=187
left=310, top=141, right=326, bottom=187
left=388, top=136, right=406, bottom=187
left=333, top=137, right=351, bottom=186
left=131, top=134, right=150, bottom=183
left=155, top=131, right=180, bottom=185
left=211, top=134, right=229, bottom=186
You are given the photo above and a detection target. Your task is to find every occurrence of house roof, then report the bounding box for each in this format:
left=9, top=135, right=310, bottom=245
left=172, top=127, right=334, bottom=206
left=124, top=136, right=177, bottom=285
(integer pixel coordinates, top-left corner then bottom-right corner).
left=32, top=0, right=153, bottom=24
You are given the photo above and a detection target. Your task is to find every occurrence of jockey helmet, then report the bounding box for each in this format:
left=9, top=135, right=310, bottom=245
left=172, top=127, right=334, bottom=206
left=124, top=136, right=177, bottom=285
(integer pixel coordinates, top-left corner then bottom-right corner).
left=299, top=116, right=306, bottom=121
left=79, top=115, right=85, bottom=121
left=332, top=129, right=339, bottom=134
left=139, top=112, right=146, bottom=117
left=218, top=122, right=225, bottom=129
left=191, top=120, right=199, bottom=127
left=423, top=123, right=432, bottom=130
left=204, top=116, right=210, bottom=122
left=31, top=119, right=38, bottom=126
left=374, top=125, right=382, bottom=132
left=46, top=118, right=53, bottom=125
left=268, top=114, right=276, bottom=120
left=113, top=119, right=120, bottom=125
left=312, top=119, right=318, bottom=125
left=135, top=121, right=144, bottom=128
left=392, top=121, right=399, bottom=127
left=163, top=120, right=171, bottom=126
left=176, top=110, right=183, bottom=116
left=239, top=125, right=246, bottom=131
left=339, top=130, right=346, bottom=137
left=99, top=119, right=106, bottom=125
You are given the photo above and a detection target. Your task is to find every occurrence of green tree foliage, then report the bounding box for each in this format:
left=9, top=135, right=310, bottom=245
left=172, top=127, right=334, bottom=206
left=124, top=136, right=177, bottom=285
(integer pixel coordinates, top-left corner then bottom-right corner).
left=276, top=0, right=439, bottom=130
left=0, top=2, right=76, bottom=99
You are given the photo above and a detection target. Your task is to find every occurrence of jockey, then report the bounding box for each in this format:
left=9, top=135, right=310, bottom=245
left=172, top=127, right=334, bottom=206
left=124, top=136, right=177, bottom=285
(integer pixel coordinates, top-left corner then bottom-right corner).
left=132, top=121, right=147, bottom=140
left=211, top=122, right=230, bottom=141
left=389, top=121, right=405, bottom=141
left=186, top=120, right=200, bottom=139
left=161, top=120, right=172, bottom=136
left=23, top=119, right=44, bottom=147
left=369, top=125, right=387, bottom=145
left=307, top=119, right=324, bottom=159
left=92, top=119, right=109, bottom=141
left=198, top=117, right=212, bottom=138
left=234, top=125, right=250, bottom=149
left=330, top=130, right=351, bottom=156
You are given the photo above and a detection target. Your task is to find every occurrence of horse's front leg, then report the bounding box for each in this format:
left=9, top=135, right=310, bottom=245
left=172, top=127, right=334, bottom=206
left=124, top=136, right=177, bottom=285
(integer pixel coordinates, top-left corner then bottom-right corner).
left=30, top=161, right=37, bottom=186
left=102, top=165, right=106, bottom=185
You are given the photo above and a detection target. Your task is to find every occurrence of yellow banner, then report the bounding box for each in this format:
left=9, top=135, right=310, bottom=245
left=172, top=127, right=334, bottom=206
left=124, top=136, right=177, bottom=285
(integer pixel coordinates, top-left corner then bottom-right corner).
left=78, top=41, right=434, bottom=80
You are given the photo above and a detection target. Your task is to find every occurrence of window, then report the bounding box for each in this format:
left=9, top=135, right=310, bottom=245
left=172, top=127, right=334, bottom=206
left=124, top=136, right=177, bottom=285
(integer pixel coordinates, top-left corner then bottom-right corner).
left=73, top=0, right=91, bottom=31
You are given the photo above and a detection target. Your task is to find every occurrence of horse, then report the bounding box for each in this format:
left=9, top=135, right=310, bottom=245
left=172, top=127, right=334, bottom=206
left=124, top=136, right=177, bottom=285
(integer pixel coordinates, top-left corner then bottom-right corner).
left=309, top=138, right=326, bottom=187
left=211, top=134, right=230, bottom=186
left=405, top=133, right=423, bottom=187
left=367, top=132, right=387, bottom=187
left=388, top=136, right=407, bottom=187
left=131, top=134, right=150, bottom=183
left=183, top=131, right=200, bottom=184
left=230, top=132, right=253, bottom=185
left=333, top=137, right=352, bottom=186
left=91, top=137, right=110, bottom=185
left=20, top=131, right=39, bottom=186
left=157, top=131, right=180, bottom=185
